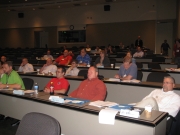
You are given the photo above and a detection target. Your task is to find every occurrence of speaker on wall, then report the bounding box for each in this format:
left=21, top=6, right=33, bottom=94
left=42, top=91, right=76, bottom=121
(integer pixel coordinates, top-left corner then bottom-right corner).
left=104, top=5, right=110, bottom=11
left=18, top=13, right=24, bottom=18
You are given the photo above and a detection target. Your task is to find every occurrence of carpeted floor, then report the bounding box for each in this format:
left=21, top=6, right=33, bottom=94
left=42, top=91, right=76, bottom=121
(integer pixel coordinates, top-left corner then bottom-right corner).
left=0, top=117, right=19, bottom=135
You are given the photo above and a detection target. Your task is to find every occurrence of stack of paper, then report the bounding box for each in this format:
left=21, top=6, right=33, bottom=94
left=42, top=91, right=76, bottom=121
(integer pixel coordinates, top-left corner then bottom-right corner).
left=49, top=96, right=64, bottom=103
left=108, top=78, right=120, bottom=82
left=89, top=101, right=118, bottom=108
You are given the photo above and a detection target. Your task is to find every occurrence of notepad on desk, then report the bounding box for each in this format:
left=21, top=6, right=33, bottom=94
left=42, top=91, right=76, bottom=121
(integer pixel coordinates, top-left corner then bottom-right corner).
left=108, top=78, right=120, bottom=82
left=89, top=101, right=118, bottom=108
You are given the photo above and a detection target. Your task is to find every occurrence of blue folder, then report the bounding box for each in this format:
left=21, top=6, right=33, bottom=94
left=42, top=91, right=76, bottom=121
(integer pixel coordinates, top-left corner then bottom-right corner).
left=109, top=104, right=134, bottom=111
left=64, top=97, right=90, bottom=105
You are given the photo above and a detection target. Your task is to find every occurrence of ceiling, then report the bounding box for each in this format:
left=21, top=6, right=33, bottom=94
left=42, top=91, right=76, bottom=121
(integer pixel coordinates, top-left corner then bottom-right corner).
left=0, top=0, right=130, bottom=12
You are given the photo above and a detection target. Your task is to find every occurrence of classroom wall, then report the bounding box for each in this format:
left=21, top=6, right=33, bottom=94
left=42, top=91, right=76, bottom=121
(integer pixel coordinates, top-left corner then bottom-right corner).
left=0, top=0, right=177, bottom=49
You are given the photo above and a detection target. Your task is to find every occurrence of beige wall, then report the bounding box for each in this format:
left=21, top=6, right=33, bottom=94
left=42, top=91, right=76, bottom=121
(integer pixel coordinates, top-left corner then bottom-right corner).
left=0, top=0, right=177, bottom=49
left=0, top=27, right=57, bottom=48
left=86, top=21, right=156, bottom=50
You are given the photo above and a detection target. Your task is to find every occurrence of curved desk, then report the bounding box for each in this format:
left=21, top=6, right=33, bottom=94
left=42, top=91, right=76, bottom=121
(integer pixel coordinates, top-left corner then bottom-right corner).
left=0, top=90, right=167, bottom=135
left=19, top=73, right=180, bottom=104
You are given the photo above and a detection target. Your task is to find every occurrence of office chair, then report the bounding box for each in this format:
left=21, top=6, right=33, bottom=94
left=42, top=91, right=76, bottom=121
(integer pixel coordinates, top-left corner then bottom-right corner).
left=15, top=112, right=61, bottom=135
left=22, top=78, right=34, bottom=90
left=109, top=58, right=116, bottom=68
left=136, top=62, right=143, bottom=68
left=38, top=60, right=46, bottom=64
left=148, top=63, right=161, bottom=69
left=152, top=57, right=165, bottom=62
left=146, top=72, right=170, bottom=83
left=78, top=70, right=88, bottom=77
left=166, top=110, right=180, bottom=135
left=137, top=71, right=143, bottom=81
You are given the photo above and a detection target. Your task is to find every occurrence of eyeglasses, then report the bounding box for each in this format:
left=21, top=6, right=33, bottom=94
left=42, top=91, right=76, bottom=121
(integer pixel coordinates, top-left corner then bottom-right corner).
left=163, top=82, right=173, bottom=84
left=72, top=63, right=76, bottom=64
left=56, top=71, right=62, bottom=73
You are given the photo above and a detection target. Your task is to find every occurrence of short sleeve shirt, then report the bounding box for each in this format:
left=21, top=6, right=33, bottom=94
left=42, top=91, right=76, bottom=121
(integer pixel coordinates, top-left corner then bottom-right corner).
left=1, top=70, right=25, bottom=89
left=118, top=63, right=137, bottom=79
left=55, top=55, right=72, bottom=65
left=45, top=78, right=69, bottom=91
left=76, top=54, right=91, bottom=64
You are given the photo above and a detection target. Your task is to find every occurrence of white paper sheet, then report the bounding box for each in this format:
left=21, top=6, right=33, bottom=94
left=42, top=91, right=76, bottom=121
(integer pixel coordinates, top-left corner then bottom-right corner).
left=99, top=109, right=118, bottom=125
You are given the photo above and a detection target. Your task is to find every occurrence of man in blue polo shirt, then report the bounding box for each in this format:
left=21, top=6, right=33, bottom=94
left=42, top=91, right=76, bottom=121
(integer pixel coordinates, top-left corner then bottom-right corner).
left=114, top=56, right=137, bottom=80
left=76, top=48, right=91, bottom=66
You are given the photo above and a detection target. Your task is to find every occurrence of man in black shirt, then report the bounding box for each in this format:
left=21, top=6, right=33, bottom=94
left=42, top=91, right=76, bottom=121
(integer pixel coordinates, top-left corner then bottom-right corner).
left=161, top=40, right=170, bottom=56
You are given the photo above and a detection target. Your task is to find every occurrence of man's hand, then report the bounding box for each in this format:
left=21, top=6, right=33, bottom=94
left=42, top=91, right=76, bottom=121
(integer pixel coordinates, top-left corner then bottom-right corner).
left=44, top=87, right=50, bottom=93
left=114, top=74, right=120, bottom=79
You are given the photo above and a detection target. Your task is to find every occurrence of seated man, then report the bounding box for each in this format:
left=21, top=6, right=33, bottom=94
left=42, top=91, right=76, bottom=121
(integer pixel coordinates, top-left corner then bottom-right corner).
left=133, top=46, right=144, bottom=58
left=76, top=48, right=91, bottom=66
left=114, top=56, right=137, bottom=80
left=0, top=61, right=25, bottom=89
left=54, top=49, right=72, bottom=66
left=135, top=76, right=180, bottom=117
left=40, top=58, right=57, bottom=75
left=43, top=50, right=54, bottom=60
left=0, top=56, right=6, bottom=68
left=65, top=60, right=79, bottom=76
left=69, top=66, right=107, bottom=101
left=0, top=67, right=4, bottom=82
left=44, top=67, right=69, bottom=94
left=18, top=58, right=34, bottom=72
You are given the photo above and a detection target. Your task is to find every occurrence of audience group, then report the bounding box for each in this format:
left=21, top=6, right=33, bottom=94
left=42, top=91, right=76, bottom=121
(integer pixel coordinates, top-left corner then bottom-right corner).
left=0, top=41, right=180, bottom=118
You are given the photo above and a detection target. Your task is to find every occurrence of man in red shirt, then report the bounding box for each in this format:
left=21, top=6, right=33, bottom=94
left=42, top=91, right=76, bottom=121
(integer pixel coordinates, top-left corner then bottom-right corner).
left=69, top=66, right=107, bottom=101
left=54, top=49, right=72, bottom=65
left=44, top=67, right=69, bottom=94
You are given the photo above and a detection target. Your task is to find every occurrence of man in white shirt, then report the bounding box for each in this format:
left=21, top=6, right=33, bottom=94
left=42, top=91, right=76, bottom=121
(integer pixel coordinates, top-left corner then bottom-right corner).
left=133, top=47, right=144, bottom=58
left=65, top=60, right=79, bottom=76
left=18, top=58, right=34, bottom=72
left=135, top=76, right=180, bottom=117
left=43, top=50, right=54, bottom=60
left=40, top=58, right=57, bottom=75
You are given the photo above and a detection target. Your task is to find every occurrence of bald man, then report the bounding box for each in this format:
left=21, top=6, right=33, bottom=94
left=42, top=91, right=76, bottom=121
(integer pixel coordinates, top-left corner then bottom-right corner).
left=40, top=58, right=57, bottom=75
left=69, top=66, right=107, bottom=101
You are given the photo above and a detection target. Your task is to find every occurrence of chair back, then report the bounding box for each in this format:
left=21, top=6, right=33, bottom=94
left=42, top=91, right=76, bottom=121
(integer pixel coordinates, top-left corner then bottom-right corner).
left=152, top=57, right=165, bottom=62
left=146, top=72, right=170, bottom=83
left=16, top=112, right=61, bottom=135
left=22, top=78, right=34, bottom=90
left=78, top=70, right=88, bottom=77
left=148, top=63, right=161, bottom=69
left=137, top=71, right=143, bottom=81
left=136, top=62, right=143, bottom=68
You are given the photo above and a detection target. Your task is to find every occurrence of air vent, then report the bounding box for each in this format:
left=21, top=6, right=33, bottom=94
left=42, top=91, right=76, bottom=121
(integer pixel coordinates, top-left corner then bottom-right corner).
left=10, top=4, right=23, bottom=7
left=56, top=0, right=71, bottom=3
left=105, top=0, right=113, bottom=2
left=39, top=7, right=45, bottom=9
left=10, top=9, right=16, bottom=11
left=40, top=2, right=54, bottom=5
left=74, top=3, right=81, bottom=6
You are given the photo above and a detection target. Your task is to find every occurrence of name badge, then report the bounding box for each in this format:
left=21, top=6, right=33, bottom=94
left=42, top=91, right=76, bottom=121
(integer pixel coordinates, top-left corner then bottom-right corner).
left=123, top=74, right=127, bottom=77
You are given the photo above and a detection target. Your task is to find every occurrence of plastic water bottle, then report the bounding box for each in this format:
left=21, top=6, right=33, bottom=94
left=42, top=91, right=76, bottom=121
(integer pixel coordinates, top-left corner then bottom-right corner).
left=34, top=83, right=39, bottom=94
left=50, top=82, right=54, bottom=95
left=87, top=61, right=90, bottom=67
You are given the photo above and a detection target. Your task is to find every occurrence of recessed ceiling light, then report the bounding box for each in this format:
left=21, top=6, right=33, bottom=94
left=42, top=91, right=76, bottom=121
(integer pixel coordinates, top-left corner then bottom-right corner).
left=8, top=10, right=10, bottom=11
left=85, top=3, right=87, bottom=5
left=25, top=0, right=27, bottom=1
left=33, top=8, right=35, bottom=10
left=58, top=6, right=60, bottom=8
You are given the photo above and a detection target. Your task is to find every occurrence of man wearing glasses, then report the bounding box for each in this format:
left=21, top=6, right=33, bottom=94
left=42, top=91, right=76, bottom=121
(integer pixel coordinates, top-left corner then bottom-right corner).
left=135, top=76, right=180, bottom=117
left=76, top=48, right=90, bottom=66
left=44, top=67, right=69, bottom=94
left=65, top=60, right=79, bottom=76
